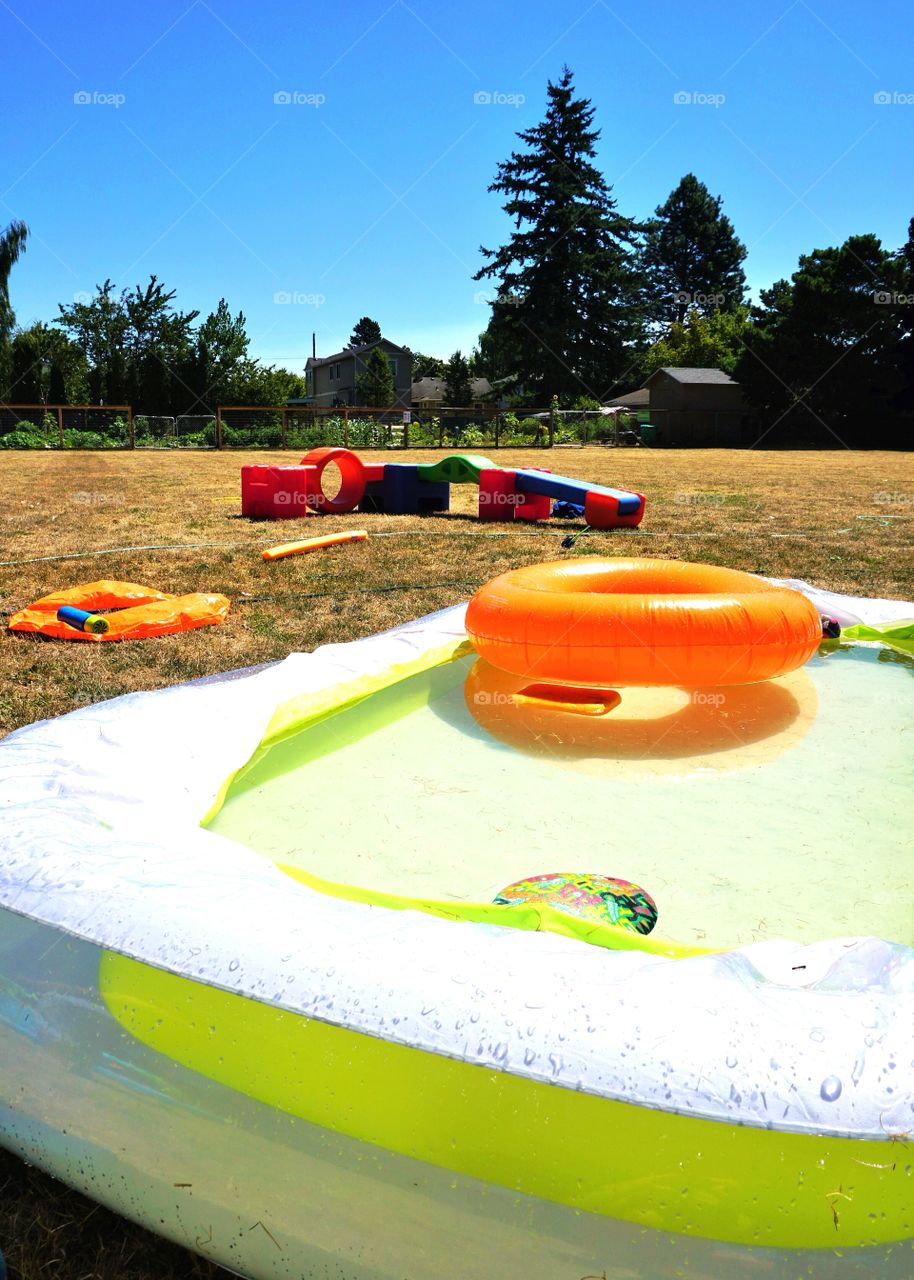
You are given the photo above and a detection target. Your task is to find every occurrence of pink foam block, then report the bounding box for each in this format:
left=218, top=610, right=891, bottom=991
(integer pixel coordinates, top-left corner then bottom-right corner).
left=478, top=468, right=519, bottom=522
left=241, top=465, right=315, bottom=519
left=515, top=468, right=551, bottom=522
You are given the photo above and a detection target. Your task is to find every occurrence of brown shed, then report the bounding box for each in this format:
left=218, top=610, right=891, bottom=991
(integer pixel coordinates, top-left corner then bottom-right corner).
left=643, top=367, right=747, bottom=445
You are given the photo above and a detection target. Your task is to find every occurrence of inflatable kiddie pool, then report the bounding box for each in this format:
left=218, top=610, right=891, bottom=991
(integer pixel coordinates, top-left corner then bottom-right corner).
left=0, top=566, right=912, bottom=1280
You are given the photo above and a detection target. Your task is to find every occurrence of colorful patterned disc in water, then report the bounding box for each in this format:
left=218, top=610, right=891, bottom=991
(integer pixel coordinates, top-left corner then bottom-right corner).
left=493, top=872, right=658, bottom=935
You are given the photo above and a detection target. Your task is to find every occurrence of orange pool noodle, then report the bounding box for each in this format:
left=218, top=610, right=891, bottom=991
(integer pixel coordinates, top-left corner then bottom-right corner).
left=262, top=530, right=368, bottom=561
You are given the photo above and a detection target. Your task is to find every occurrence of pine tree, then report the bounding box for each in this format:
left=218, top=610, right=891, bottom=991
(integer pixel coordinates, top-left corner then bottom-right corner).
left=348, top=316, right=382, bottom=348
left=356, top=346, right=394, bottom=406
left=735, top=234, right=907, bottom=444
left=897, top=217, right=914, bottom=415
left=182, top=298, right=249, bottom=412
left=475, top=67, right=643, bottom=402
left=443, top=350, right=472, bottom=404
left=643, top=174, right=747, bottom=326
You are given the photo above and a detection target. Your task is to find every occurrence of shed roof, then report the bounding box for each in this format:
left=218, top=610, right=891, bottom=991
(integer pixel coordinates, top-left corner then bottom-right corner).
left=644, top=367, right=738, bottom=386
left=605, top=388, right=650, bottom=408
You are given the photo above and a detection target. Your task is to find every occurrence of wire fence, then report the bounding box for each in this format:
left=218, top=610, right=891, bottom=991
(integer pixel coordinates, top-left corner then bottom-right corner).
left=0, top=404, right=133, bottom=449
left=216, top=405, right=645, bottom=449
left=0, top=403, right=648, bottom=450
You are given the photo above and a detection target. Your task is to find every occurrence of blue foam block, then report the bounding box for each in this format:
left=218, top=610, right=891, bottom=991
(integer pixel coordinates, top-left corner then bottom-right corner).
left=359, top=480, right=386, bottom=513
left=381, top=464, right=420, bottom=515
left=416, top=478, right=450, bottom=513
left=514, top=470, right=641, bottom=515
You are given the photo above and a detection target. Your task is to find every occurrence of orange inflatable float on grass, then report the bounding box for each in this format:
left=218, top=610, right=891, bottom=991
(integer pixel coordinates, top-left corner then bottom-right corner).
left=8, top=581, right=231, bottom=642
left=466, top=558, right=822, bottom=687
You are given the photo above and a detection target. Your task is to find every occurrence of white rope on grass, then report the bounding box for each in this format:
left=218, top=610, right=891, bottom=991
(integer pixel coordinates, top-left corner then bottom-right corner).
left=0, top=541, right=246, bottom=567
left=0, top=528, right=596, bottom=568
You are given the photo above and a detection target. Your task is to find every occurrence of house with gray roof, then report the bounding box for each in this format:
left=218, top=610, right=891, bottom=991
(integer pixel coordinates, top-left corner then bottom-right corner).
left=411, top=376, right=493, bottom=410
left=298, top=338, right=412, bottom=409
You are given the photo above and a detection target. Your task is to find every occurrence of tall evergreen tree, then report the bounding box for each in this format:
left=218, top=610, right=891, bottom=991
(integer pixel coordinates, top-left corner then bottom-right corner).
left=895, top=216, right=914, bottom=416
left=443, top=350, right=472, bottom=404
left=475, top=67, right=643, bottom=402
left=180, top=298, right=249, bottom=412
left=348, top=316, right=382, bottom=348
left=643, top=174, right=747, bottom=326
left=356, top=345, right=394, bottom=406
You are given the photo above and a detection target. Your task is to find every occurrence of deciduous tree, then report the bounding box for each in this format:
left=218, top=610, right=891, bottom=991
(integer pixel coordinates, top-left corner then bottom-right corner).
left=640, top=306, right=750, bottom=378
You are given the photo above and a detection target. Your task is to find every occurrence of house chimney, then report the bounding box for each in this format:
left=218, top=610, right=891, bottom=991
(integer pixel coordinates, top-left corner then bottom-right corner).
left=312, top=333, right=316, bottom=359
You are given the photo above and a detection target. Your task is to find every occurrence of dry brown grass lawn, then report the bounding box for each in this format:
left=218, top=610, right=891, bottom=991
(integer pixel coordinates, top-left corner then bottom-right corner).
left=0, top=445, right=912, bottom=1277
left=2, top=447, right=912, bottom=743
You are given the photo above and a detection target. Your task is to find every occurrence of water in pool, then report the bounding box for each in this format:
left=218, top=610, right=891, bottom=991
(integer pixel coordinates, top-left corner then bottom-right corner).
left=209, top=642, right=914, bottom=950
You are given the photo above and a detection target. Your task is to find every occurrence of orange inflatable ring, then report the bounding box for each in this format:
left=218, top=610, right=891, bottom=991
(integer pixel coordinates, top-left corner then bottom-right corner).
left=8, top=580, right=231, bottom=642
left=465, top=558, right=822, bottom=686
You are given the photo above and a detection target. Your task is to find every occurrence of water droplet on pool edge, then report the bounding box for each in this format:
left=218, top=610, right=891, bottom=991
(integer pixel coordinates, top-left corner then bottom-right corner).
left=820, top=1075, right=842, bottom=1102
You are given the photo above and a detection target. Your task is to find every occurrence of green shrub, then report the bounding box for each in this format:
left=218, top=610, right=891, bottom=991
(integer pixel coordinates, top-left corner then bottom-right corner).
left=135, top=432, right=210, bottom=448
left=62, top=429, right=121, bottom=449
left=220, top=423, right=283, bottom=447
left=456, top=425, right=486, bottom=447
left=0, top=430, right=50, bottom=449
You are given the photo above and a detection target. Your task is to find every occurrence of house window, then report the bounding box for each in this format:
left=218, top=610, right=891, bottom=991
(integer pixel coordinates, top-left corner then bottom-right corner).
left=388, top=357, right=397, bottom=379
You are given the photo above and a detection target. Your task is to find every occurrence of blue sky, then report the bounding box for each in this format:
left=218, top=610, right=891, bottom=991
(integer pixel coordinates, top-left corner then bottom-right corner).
left=2, top=0, right=913, bottom=373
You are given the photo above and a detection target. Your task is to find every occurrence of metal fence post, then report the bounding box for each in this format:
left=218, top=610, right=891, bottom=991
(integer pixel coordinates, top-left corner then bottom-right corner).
left=216, top=407, right=223, bottom=449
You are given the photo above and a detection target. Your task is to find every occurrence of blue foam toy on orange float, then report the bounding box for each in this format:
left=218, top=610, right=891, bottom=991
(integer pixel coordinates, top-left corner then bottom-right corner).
left=56, top=605, right=110, bottom=635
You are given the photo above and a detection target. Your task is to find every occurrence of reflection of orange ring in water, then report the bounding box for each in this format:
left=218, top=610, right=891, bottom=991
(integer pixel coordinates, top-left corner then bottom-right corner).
left=466, top=558, right=822, bottom=687
left=464, top=659, right=818, bottom=773
left=301, top=447, right=365, bottom=514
